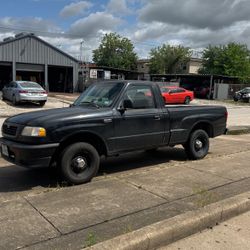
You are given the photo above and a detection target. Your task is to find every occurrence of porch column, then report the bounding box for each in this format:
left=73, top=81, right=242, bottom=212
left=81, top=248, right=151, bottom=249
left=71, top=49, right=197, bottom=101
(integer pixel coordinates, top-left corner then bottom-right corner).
left=12, top=61, right=16, bottom=81
left=44, top=64, right=49, bottom=92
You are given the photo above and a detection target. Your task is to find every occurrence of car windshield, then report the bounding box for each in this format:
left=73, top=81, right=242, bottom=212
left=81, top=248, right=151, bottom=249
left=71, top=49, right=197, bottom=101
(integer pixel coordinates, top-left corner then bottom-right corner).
left=74, top=82, right=124, bottom=108
left=242, top=88, right=250, bottom=93
left=19, top=82, right=42, bottom=89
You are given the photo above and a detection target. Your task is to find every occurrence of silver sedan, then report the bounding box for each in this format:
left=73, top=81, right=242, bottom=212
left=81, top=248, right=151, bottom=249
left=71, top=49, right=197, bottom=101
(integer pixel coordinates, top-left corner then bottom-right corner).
left=2, top=81, right=47, bottom=106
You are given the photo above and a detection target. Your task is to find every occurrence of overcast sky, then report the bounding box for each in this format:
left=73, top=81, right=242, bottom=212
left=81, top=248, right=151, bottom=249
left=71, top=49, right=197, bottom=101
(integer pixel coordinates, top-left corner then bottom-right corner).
left=0, top=0, right=250, bottom=60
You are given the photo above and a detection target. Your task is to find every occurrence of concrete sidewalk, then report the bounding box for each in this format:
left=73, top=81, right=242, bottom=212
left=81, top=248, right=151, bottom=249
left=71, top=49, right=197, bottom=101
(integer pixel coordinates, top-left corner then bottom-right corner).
left=161, top=210, right=250, bottom=250
left=0, top=134, right=249, bottom=249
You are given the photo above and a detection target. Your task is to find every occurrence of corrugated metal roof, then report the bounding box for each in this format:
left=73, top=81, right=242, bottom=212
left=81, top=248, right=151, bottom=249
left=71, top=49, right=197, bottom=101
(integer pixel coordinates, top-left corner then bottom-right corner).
left=0, top=33, right=78, bottom=63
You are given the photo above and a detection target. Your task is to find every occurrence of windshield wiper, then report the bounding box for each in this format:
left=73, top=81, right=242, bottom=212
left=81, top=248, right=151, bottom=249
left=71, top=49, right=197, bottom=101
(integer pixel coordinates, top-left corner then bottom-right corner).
left=79, top=101, right=101, bottom=108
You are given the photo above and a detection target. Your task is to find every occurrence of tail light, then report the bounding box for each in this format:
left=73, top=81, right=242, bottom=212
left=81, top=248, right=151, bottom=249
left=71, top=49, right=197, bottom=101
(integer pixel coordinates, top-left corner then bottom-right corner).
left=19, top=90, right=28, bottom=93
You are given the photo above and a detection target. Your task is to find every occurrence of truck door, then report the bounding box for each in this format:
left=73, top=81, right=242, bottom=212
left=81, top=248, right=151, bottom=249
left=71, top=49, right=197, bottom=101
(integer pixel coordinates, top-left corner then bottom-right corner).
left=113, top=84, right=166, bottom=152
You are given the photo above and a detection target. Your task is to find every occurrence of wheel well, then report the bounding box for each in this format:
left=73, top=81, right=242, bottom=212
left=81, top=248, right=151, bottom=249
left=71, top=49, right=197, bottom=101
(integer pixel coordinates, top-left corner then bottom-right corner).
left=54, top=132, right=107, bottom=161
left=191, top=122, right=213, bottom=138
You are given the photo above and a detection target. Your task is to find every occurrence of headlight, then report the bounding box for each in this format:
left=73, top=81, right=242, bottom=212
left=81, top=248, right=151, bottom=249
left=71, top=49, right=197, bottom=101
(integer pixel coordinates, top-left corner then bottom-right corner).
left=21, top=126, right=46, bottom=137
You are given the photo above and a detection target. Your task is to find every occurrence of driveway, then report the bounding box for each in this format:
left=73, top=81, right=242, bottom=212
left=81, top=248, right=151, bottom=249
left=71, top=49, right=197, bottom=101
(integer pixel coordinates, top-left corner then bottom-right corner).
left=193, top=99, right=250, bottom=127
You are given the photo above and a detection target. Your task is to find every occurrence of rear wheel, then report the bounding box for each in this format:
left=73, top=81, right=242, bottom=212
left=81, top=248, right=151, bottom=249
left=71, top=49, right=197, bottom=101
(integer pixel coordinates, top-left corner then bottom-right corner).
left=39, top=101, right=46, bottom=106
left=60, top=142, right=100, bottom=185
left=184, top=129, right=209, bottom=160
left=184, top=96, right=191, bottom=104
left=12, top=95, right=18, bottom=106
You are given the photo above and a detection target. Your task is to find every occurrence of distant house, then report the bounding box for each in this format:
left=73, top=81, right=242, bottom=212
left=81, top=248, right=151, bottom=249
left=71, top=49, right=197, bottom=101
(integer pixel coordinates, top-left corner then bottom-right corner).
left=184, top=58, right=203, bottom=74
left=136, top=59, right=150, bottom=80
left=0, top=33, right=79, bottom=92
left=136, top=57, right=203, bottom=80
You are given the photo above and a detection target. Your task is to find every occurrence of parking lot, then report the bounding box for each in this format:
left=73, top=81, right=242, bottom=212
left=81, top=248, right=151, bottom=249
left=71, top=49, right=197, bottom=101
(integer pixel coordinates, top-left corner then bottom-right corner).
left=0, top=94, right=250, bottom=249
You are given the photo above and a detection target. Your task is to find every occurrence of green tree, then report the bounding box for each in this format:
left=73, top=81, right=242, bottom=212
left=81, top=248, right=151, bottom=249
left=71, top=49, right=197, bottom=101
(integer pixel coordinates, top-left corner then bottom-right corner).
left=92, top=33, right=138, bottom=70
left=199, top=43, right=250, bottom=81
left=149, top=44, right=191, bottom=74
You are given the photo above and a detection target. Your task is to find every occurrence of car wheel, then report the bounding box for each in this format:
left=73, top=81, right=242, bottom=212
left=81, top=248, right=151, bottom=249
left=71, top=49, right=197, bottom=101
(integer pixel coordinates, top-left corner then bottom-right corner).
left=184, top=129, right=209, bottom=160
left=233, top=97, right=238, bottom=102
left=184, top=96, right=191, bottom=104
left=39, top=101, right=46, bottom=106
left=60, top=142, right=100, bottom=185
left=12, top=95, right=18, bottom=106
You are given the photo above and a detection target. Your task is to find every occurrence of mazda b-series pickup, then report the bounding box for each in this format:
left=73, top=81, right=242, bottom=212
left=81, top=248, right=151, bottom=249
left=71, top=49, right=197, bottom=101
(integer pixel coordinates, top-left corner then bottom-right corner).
left=0, top=81, right=227, bottom=184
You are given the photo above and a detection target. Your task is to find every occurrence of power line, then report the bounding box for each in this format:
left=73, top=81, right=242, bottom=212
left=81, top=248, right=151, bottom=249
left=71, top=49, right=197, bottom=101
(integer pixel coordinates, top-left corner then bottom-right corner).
left=0, top=25, right=162, bottom=47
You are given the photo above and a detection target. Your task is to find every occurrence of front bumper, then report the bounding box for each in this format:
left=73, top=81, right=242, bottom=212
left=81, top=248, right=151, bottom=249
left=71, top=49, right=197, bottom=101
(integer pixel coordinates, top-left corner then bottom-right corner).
left=0, top=138, right=59, bottom=168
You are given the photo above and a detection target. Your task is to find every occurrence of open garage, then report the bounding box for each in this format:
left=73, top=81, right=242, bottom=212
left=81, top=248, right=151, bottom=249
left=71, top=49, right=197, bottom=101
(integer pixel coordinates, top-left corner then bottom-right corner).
left=0, top=33, right=79, bottom=92
left=0, top=62, right=12, bottom=90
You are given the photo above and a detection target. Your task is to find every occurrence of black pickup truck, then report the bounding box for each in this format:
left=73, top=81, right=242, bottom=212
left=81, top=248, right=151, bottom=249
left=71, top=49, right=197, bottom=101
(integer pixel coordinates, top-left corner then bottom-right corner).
left=0, top=81, right=227, bottom=184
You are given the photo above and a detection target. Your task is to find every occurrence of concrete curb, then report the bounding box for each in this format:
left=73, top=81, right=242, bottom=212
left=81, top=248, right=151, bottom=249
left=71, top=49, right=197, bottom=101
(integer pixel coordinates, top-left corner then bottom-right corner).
left=227, top=126, right=250, bottom=135
left=86, top=191, right=250, bottom=250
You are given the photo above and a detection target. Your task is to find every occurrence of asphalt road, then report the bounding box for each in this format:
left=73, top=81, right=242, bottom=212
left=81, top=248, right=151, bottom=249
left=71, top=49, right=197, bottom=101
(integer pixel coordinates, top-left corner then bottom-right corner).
left=0, top=133, right=250, bottom=249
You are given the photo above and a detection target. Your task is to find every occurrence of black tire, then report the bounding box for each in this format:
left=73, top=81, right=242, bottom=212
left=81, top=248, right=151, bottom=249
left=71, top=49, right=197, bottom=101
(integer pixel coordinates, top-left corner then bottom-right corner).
left=233, top=97, right=238, bottom=102
left=184, top=96, right=191, bottom=105
left=12, top=95, right=18, bottom=106
left=184, top=129, right=209, bottom=160
left=60, top=142, right=100, bottom=185
left=39, top=101, right=46, bottom=106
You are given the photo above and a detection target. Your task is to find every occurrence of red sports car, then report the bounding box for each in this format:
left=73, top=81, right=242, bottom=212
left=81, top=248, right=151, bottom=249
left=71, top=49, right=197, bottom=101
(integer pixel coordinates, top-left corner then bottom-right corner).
left=160, top=86, right=194, bottom=104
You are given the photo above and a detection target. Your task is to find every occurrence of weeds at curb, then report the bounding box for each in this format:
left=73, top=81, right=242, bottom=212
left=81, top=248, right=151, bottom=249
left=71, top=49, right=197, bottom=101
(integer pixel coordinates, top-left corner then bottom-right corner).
left=84, top=232, right=98, bottom=247
left=193, top=186, right=219, bottom=208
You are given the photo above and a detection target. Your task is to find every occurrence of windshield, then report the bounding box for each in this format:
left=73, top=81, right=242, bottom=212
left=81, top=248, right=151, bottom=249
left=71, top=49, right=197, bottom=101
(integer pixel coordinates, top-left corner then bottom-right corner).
left=242, top=88, right=250, bottom=93
left=19, top=82, right=42, bottom=88
left=74, top=82, right=124, bottom=108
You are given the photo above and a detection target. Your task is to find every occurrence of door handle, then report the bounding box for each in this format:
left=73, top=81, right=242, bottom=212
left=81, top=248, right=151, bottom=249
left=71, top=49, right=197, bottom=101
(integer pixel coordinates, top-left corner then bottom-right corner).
left=103, top=118, right=112, bottom=123
left=154, top=115, right=161, bottom=120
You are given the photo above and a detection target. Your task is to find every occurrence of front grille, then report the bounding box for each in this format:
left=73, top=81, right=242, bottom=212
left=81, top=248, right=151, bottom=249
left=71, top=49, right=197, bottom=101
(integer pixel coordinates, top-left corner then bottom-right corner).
left=2, top=124, right=18, bottom=136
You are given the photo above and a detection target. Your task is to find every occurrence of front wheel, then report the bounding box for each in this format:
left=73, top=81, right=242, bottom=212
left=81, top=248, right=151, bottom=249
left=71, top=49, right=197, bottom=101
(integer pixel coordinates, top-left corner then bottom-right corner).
left=184, top=129, right=209, bottom=160
left=184, top=96, right=191, bottom=104
left=60, top=142, right=100, bottom=184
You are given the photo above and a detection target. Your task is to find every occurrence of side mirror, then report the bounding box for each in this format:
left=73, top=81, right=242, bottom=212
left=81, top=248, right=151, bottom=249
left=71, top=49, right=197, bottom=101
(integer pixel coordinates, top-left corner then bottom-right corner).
left=117, top=106, right=126, bottom=114
left=117, top=99, right=133, bottom=114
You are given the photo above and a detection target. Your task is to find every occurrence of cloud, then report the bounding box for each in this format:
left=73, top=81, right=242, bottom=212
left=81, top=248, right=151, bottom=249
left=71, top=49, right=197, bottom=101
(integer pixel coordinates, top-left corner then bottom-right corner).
left=139, top=0, right=250, bottom=30
left=60, top=1, right=92, bottom=18
left=0, top=17, right=60, bottom=36
left=107, top=0, right=131, bottom=15
left=68, top=12, right=122, bottom=38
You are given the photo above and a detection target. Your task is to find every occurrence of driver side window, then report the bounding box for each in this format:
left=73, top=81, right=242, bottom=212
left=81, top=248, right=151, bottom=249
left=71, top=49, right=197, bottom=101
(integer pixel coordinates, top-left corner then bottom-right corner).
left=123, top=85, right=156, bottom=109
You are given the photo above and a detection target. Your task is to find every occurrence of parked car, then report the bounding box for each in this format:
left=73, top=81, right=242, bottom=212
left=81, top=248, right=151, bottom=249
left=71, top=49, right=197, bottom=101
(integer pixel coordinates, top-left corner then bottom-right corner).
left=2, top=81, right=47, bottom=106
left=0, top=81, right=227, bottom=185
left=233, top=87, right=250, bottom=102
left=160, top=86, right=194, bottom=104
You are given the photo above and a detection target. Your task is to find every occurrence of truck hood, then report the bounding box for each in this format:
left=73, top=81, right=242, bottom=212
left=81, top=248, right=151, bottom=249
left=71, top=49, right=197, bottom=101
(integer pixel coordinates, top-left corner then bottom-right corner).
left=5, top=107, right=110, bottom=126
